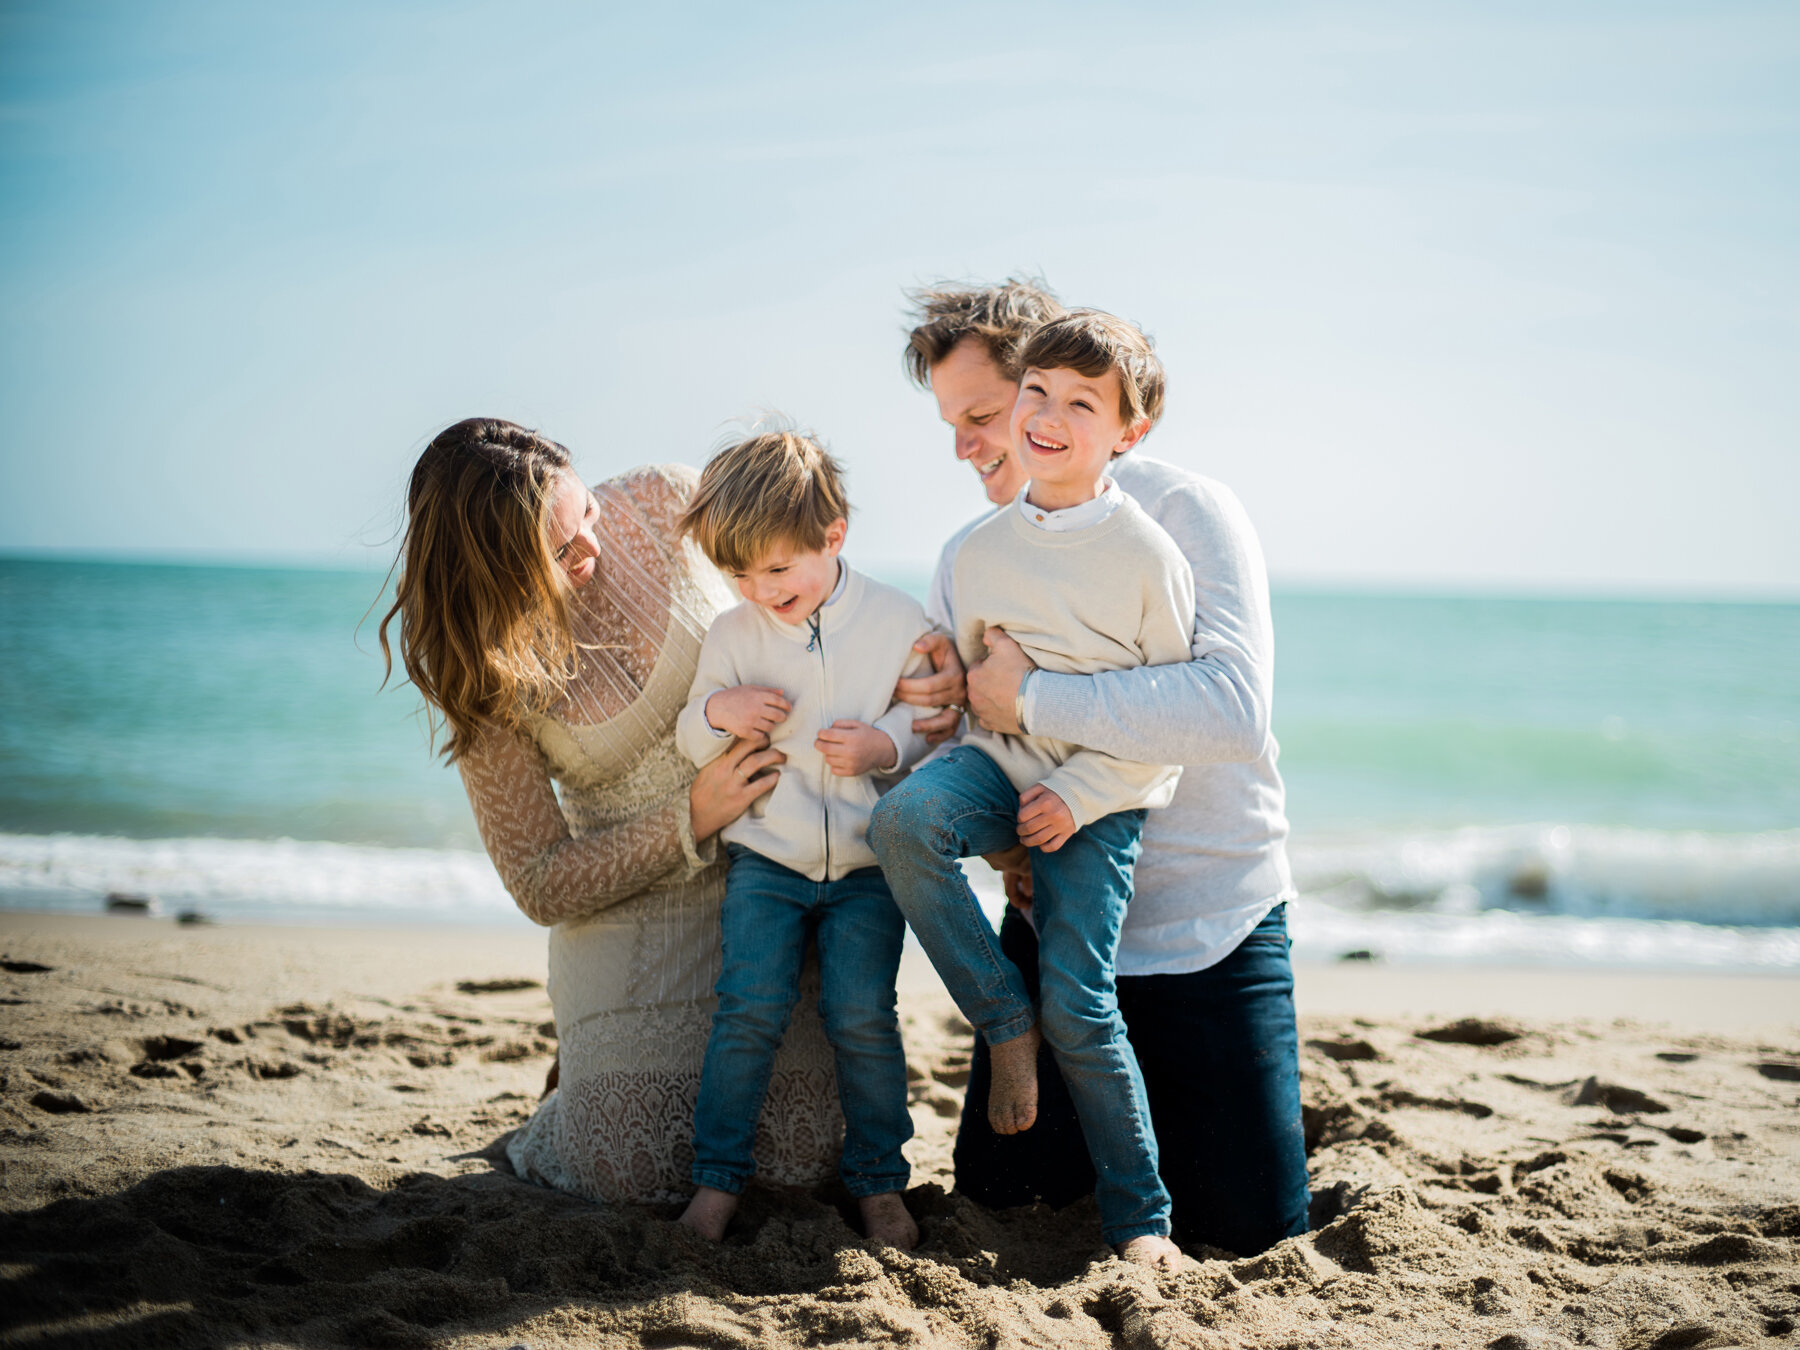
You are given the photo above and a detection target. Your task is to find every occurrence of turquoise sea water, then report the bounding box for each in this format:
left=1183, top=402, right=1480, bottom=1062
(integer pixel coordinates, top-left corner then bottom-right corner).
left=3, top=557, right=1798, bottom=963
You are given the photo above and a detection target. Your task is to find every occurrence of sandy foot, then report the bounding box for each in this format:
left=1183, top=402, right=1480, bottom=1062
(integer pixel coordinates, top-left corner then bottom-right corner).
left=678, top=1185, right=739, bottom=1241
left=857, top=1190, right=919, bottom=1250
left=987, top=1023, right=1040, bottom=1134
left=1116, top=1232, right=1182, bottom=1271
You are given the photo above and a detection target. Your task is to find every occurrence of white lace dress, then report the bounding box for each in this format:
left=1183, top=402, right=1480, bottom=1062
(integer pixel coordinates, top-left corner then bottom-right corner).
left=457, top=463, right=842, bottom=1204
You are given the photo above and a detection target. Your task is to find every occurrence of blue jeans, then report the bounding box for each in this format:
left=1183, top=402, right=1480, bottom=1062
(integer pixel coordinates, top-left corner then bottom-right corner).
left=867, top=746, right=1171, bottom=1244
left=690, top=845, right=912, bottom=1199
left=954, top=902, right=1310, bottom=1255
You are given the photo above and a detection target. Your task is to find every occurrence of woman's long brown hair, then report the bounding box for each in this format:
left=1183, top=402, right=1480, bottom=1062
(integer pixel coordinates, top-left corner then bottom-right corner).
left=378, top=418, right=579, bottom=759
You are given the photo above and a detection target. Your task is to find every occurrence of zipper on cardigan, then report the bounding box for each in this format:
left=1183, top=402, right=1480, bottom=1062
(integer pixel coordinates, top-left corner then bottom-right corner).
left=808, top=611, right=830, bottom=879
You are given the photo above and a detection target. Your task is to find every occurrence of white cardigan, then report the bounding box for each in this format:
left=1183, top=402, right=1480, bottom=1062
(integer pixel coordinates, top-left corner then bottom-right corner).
left=676, top=564, right=938, bottom=881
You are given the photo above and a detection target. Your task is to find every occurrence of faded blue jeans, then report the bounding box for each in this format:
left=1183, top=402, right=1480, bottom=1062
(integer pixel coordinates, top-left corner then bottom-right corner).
left=954, top=902, right=1311, bottom=1256
left=867, top=746, right=1171, bottom=1245
left=690, top=845, right=912, bottom=1199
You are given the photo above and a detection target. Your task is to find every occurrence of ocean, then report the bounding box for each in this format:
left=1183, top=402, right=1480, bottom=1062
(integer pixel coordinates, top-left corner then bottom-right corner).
left=2, top=557, right=1797, bottom=969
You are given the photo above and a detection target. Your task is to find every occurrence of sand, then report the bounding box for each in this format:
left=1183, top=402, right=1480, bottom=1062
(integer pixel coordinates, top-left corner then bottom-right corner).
left=2, top=911, right=1797, bottom=1350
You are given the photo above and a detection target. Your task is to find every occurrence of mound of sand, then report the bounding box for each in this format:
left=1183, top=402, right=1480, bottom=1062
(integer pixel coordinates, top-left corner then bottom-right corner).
left=2, top=915, right=1797, bottom=1348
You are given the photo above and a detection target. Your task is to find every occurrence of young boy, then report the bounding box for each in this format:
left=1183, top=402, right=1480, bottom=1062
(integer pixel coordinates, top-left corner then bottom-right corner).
left=673, top=429, right=937, bottom=1249
left=867, top=310, right=1194, bottom=1269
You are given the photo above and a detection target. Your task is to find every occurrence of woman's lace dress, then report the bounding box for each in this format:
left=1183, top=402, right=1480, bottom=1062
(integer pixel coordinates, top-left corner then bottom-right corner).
left=456, top=463, right=842, bottom=1204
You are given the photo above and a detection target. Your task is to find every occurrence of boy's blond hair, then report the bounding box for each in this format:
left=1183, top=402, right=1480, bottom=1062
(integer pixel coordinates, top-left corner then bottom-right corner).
left=1019, top=309, right=1166, bottom=433
left=680, top=429, right=850, bottom=572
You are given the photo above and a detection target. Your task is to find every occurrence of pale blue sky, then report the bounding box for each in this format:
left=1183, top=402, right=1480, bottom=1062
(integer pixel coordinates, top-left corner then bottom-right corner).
left=3, top=1, right=1796, bottom=593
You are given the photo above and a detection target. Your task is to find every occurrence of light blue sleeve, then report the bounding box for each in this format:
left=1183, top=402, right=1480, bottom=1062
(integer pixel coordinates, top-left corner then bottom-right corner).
left=1027, top=478, right=1274, bottom=767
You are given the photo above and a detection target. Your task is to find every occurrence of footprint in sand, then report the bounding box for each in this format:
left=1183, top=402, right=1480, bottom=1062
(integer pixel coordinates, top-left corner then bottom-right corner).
left=31, top=1088, right=92, bottom=1113
left=1414, top=1018, right=1522, bottom=1047
left=1571, top=1077, right=1669, bottom=1114
left=1308, top=1037, right=1382, bottom=1062
left=454, top=978, right=541, bottom=994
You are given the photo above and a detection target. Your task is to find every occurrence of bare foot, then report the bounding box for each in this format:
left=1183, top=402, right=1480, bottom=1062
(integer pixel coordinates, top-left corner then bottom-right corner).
left=987, top=1024, right=1041, bottom=1135
left=677, top=1185, right=739, bottom=1241
left=857, top=1191, right=918, bottom=1250
left=1117, top=1233, right=1183, bottom=1271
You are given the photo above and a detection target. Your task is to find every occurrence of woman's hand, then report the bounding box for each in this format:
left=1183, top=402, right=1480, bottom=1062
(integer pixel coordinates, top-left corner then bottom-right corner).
left=896, top=632, right=967, bottom=746
left=690, top=738, right=785, bottom=842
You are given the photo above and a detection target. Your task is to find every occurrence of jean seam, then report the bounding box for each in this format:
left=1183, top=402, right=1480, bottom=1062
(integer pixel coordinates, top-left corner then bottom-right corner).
left=933, top=796, right=1034, bottom=1029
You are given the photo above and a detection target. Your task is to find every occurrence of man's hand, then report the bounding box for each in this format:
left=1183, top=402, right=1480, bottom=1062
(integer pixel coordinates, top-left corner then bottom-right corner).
left=982, top=843, right=1035, bottom=921
left=704, top=685, right=790, bottom=742
left=968, top=627, right=1035, bottom=735
left=815, top=720, right=898, bottom=777
left=895, top=632, right=966, bottom=746
left=1017, top=783, right=1076, bottom=852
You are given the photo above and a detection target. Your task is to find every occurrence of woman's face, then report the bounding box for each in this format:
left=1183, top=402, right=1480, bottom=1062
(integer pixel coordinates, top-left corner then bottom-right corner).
left=547, top=472, right=601, bottom=587
left=930, top=337, right=1029, bottom=506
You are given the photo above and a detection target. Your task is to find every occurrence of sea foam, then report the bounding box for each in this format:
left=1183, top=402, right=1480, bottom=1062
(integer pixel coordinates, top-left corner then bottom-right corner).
left=4, top=826, right=1798, bottom=968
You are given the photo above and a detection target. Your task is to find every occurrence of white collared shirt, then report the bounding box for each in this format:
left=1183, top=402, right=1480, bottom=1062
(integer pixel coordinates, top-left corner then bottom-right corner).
left=1014, top=477, right=1124, bottom=532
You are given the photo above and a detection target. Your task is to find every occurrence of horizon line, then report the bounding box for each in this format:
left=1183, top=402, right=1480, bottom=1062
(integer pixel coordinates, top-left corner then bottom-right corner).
left=3, top=548, right=1796, bottom=607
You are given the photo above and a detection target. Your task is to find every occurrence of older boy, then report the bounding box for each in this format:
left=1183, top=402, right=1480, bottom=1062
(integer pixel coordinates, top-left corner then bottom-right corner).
left=868, top=311, right=1192, bottom=1268
left=674, top=429, right=935, bottom=1249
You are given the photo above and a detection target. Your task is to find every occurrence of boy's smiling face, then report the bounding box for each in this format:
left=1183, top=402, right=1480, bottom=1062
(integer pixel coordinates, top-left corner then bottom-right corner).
left=732, top=519, right=847, bottom=625
left=1010, top=365, right=1149, bottom=511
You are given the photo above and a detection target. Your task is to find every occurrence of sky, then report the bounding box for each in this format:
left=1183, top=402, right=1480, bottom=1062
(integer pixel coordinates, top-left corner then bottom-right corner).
left=2, top=1, right=1796, bottom=595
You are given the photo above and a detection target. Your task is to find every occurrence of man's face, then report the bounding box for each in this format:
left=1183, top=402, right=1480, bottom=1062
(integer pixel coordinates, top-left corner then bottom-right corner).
left=931, top=337, right=1029, bottom=506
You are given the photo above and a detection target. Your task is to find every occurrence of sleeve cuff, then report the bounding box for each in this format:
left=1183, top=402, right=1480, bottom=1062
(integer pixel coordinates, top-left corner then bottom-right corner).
left=677, top=799, right=719, bottom=873
left=1017, top=668, right=1040, bottom=736
left=1021, top=669, right=1086, bottom=743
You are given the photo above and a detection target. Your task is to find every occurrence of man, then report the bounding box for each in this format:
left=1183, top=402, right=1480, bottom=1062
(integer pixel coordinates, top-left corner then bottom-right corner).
left=893, top=277, right=1309, bottom=1256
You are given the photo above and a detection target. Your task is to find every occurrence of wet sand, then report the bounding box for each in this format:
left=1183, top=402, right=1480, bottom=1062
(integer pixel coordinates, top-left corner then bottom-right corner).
left=2, top=911, right=1797, bottom=1349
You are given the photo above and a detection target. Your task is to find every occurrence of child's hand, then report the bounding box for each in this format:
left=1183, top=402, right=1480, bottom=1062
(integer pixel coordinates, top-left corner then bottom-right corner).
left=1017, top=784, right=1076, bottom=853
left=704, top=685, right=791, bottom=743
left=815, top=719, right=899, bottom=777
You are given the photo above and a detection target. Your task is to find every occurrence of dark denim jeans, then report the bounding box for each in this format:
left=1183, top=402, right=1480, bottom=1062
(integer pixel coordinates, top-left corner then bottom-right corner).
left=690, top=845, right=911, bottom=1199
left=868, top=746, right=1170, bottom=1244
left=953, top=901, right=1310, bottom=1256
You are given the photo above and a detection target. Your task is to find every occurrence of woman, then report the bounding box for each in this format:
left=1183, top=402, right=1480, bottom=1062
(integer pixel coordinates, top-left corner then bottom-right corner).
left=895, top=279, right=1311, bottom=1257
left=380, top=418, right=842, bottom=1203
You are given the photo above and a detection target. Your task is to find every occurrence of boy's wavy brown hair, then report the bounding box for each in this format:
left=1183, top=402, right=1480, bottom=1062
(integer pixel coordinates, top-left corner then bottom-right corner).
left=377, top=418, right=577, bottom=759
left=903, top=275, right=1066, bottom=387
left=1019, top=308, right=1167, bottom=432
left=680, top=428, right=850, bottom=573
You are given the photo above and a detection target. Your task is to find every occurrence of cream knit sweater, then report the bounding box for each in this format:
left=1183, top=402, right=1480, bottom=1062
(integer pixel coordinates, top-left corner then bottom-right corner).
left=676, top=565, right=937, bottom=881
left=952, top=495, right=1196, bottom=829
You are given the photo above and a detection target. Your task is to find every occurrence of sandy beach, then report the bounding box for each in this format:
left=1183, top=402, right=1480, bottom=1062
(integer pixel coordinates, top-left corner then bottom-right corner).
left=2, top=911, right=1797, bottom=1349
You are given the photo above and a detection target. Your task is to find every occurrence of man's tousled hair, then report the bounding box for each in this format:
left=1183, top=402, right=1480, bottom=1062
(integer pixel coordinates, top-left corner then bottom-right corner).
left=903, top=276, right=1066, bottom=387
